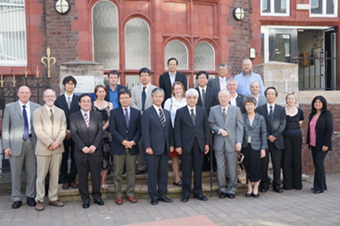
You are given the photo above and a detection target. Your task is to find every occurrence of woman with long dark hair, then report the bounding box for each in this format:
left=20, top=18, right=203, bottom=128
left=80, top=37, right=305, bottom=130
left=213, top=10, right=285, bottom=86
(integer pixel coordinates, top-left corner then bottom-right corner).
left=306, top=96, right=333, bottom=194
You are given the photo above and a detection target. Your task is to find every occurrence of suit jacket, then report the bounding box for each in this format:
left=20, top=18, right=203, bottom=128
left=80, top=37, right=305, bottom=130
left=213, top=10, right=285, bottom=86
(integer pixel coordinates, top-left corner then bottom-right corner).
left=54, top=94, right=80, bottom=129
left=306, top=111, right=333, bottom=151
left=174, top=105, right=210, bottom=153
left=208, top=76, right=229, bottom=91
left=33, top=106, right=66, bottom=156
left=209, top=105, right=244, bottom=152
left=231, top=93, right=245, bottom=114
left=257, top=95, right=267, bottom=107
left=256, top=104, right=286, bottom=150
left=104, top=84, right=127, bottom=108
left=2, top=101, right=40, bottom=156
left=159, top=71, right=187, bottom=102
left=69, top=111, right=103, bottom=158
left=195, top=86, right=219, bottom=115
left=110, top=107, right=142, bottom=155
left=141, top=106, right=173, bottom=155
left=242, top=113, right=268, bottom=151
left=130, top=84, right=157, bottom=113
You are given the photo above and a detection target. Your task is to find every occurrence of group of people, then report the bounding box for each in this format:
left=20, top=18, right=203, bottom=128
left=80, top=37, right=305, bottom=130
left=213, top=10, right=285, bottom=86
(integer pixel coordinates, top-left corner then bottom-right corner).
left=1, top=58, right=333, bottom=211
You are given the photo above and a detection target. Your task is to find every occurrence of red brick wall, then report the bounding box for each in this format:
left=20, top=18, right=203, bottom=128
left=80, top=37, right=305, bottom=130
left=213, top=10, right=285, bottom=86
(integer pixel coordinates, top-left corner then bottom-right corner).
left=300, top=103, right=340, bottom=175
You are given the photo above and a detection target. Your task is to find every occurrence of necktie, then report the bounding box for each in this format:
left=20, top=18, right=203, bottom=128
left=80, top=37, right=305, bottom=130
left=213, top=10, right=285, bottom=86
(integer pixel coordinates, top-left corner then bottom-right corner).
left=159, top=108, right=165, bottom=128
left=50, top=109, right=54, bottom=124
left=125, top=108, right=129, bottom=129
left=269, top=106, right=273, bottom=134
left=84, top=113, right=89, bottom=128
left=23, top=105, right=29, bottom=141
left=142, top=87, right=146, bottom=111
left=222, top=108, right=226, bottom=121
left=191, top=109, right=195, bottom=125
left=67, top=96, right=71, bottom=110
left=202, top=89, right=205, bottom=107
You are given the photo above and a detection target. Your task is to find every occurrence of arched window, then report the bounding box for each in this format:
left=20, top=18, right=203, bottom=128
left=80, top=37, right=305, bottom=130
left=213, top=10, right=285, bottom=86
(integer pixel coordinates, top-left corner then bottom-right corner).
left=164, top=40, right=188, bottom=70
left=125, top=18, right=150, bottom=69
left=194, top=41, right=215, bottom=70
left=92, top=1, right=119, bottom=69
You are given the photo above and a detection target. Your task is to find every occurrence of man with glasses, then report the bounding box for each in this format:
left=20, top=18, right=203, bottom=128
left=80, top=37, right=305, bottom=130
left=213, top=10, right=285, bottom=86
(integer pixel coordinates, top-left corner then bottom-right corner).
left=208, top=63, right=229, bottom=91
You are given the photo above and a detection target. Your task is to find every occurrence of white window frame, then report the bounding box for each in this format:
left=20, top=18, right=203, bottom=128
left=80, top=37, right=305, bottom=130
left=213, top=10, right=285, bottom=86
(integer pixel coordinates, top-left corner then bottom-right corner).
left=310, top=0, right=338, bottom=17
left=261, top=0, right=290, bottom=17
left=0, top=1, right=27, bottom=66
left=164, top=40, right=189, bottom=70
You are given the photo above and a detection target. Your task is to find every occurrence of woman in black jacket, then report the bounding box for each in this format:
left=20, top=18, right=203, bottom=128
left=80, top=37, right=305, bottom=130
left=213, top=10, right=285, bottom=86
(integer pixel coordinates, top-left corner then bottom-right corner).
left=306, top=96, right=333, bottom=194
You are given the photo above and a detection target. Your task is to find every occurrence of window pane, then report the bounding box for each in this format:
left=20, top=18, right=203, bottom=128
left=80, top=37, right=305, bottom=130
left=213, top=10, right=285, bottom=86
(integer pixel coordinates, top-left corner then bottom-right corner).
left=262, top=0, right=270, bottom=13
left=275, top=34, right=290, bottom=63
left=93, top=1, right=119, bottom=69
left=125, top=18, right=150, bottom=69
left=164, top=40, right=188, bottom=70
left=274, top=0, right=286, bottom=13
left=311, top=0, right=322, bottom=14
left=194, top=42, right=214, bottom=70
left=326, top=0, right=334, bottom=14
left=125, top=75, right=140, bottom=90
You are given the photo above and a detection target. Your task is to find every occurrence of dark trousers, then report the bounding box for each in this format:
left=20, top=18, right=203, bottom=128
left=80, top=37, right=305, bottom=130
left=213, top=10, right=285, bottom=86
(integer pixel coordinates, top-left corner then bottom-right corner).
left=144, top=149, right=169, bottom=200
left=260, top=142, right=282, bottom=189
left=60, top=139, right=77, bottom=183
left=311, top=146, right=328, bottom=192
left=75, top=155, right=101, bottom=202
left=182, top=138, right=204, bottom=198
left=202, top=134, right=216, bottom=170
left=283, top=134, right=302, bottom=189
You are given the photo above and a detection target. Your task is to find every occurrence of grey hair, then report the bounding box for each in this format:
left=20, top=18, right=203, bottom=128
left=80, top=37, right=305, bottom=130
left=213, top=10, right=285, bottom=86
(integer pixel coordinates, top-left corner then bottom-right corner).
left=43, top=89, right=56, bottom=97
left=185, top=88, right=199, bottom=98
left=218, top=63, right=228, bottom=69
left=243, top=95, right=257, bottom=106
left=151, top=88, right=165, bottom=97
left=226, top=78, right=238, bottom=86
left=242, top=58, right=253, bottom=65
left=218, top=89, right=231, bottom=98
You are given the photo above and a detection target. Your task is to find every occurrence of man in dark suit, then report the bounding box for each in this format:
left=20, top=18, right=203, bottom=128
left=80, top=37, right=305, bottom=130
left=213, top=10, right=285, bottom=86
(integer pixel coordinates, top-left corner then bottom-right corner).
left=142, top=88, right=174, bottom=205
left=208, top=63, right=229, bottom=91
left=54, top=76, right=79, bottom=189
left=70, top=94, right=104, bottom=208
left=110, top=89, right=141, bottom=205
left=159, top=57, right=187, bottom=105
left=227, top=78, right=245, bottom=113
left=174, top=89, right=210, bottom=202
left=256, top=87, right=286, bottom=193
left=104, top=70, right=127, bottom=109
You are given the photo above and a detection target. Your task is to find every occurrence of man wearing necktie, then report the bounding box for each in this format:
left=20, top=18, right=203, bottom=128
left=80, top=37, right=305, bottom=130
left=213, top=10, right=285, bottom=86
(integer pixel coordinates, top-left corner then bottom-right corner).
left=2, top=86, right=40, bottom=209
left=141, top=88, right=174, bottom=205
left=33, top=89, right=66, bottom=211
left=256, top=87, right=286, bottom=193
left=110, top=89, right=141, bottom=205
left=70, top=94, right=104, bottom=208
left=130, top=68, right=158, bottom=175
left=174, top=89, right=211, bottom=202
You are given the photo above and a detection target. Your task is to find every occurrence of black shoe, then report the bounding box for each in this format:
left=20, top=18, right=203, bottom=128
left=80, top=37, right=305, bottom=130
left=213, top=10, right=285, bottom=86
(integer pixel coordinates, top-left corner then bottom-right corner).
left=82, top=202, right=90, bottom=208
left=94, top=199, right=105, bottom=205
left=253, top=193, right=260, bottom=198
left=226, top=193, right=235, bottom=199
left=219, top=192, right=227, bottom=199
left=158, top=196, right=172, bottom=203
left=260, top=188, right=268, bottom=193
left=135, top=170, right=146, bottom=175
left=245, top=193, right=253, bottom=198
left=273, top=187, right=283, bottom=193
left=193, top=194, right=208, bottom=201
left=181, top=196, right=189, bottom=202
left=27, top=197, right=36, bottom=206
left=151, top=199, right=158, bottom=205
left=313, top=190, right=323, bottom=194
left=12, top=201, right=22, bottom=209
left=311, top=187, right=326, bottom=191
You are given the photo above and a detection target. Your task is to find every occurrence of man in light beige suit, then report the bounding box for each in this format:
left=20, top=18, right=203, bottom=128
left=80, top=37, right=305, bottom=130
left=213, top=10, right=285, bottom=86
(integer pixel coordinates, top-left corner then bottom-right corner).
left=33, top=89, right=66, bottom=211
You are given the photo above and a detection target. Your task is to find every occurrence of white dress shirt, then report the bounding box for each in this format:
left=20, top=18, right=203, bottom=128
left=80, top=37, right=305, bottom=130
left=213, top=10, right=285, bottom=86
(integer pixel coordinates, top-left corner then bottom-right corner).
left=187, top=105, right=196, bottom=116
left=230, top=93, right=238, bottom=106
left=81, top=109, right=90, bottom=122
left=164, top=97, right=187, bottom=127
left=122, top=106, right=130, bottom=119
left=168, top=71, right=177, bottom=87
left=267, top=103, right=275, bottom=115
left=219, top=76, right=227, bottom=91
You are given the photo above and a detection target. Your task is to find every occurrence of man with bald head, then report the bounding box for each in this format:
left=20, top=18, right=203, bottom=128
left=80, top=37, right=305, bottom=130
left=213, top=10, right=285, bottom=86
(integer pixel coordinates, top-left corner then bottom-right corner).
left=250, top=81, right=267, bottom=107
left=33, top=89, right=66, bottom=211
left=2, top=86, right=40, bottom=209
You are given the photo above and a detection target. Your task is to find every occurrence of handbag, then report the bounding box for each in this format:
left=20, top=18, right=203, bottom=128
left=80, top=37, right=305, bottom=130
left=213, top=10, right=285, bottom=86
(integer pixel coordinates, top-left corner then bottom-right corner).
left=237, top=153, right=247, bottom=184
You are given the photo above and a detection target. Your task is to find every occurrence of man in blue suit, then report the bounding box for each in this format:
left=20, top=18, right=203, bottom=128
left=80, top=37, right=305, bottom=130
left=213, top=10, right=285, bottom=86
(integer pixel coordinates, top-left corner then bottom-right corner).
left=142, top=88, right=174, bottom=205
left=110, top=88, right=141, bottom=205
left=174, top=89, right=210, bottom=202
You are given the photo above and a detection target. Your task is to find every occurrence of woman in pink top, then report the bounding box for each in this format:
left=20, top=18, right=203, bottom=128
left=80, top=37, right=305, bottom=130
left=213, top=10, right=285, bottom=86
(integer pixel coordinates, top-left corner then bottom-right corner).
left=306, top=96, right=333, bottom=194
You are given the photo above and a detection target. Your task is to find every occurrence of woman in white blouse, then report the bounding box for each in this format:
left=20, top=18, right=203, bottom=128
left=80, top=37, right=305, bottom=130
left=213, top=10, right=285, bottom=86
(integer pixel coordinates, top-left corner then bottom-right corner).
left=164, top=81, right=187, bottom=186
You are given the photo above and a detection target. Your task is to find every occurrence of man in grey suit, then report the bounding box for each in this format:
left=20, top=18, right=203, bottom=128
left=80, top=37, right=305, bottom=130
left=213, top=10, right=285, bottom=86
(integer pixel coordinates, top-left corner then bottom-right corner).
left=2, top=86, right=40, bottom=209
left=208, top=63, right=229, bottom=91
left=250, top=81, right=267, bottom=108
left=131, top=67, right=158, bottom=175
left=209, top=90, right=244, bottom=199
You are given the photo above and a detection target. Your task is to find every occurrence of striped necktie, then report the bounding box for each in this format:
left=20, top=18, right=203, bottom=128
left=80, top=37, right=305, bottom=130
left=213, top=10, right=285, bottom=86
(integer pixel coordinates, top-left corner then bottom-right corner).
left=159, top=109, right=165, bottom=128
left=269, top=106, right=273, bottom=134
left=84, top=113, right=89, bottom=128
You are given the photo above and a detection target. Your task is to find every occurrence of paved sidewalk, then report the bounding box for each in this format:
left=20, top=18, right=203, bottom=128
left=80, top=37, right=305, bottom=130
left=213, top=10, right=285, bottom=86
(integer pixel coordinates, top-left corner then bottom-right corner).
left=0, top=174, right=339, bottom=226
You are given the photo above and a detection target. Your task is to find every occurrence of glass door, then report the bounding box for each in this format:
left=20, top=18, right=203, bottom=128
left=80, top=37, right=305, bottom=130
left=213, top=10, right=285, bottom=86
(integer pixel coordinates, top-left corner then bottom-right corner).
left=269, top=28, right=298, bottom=62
